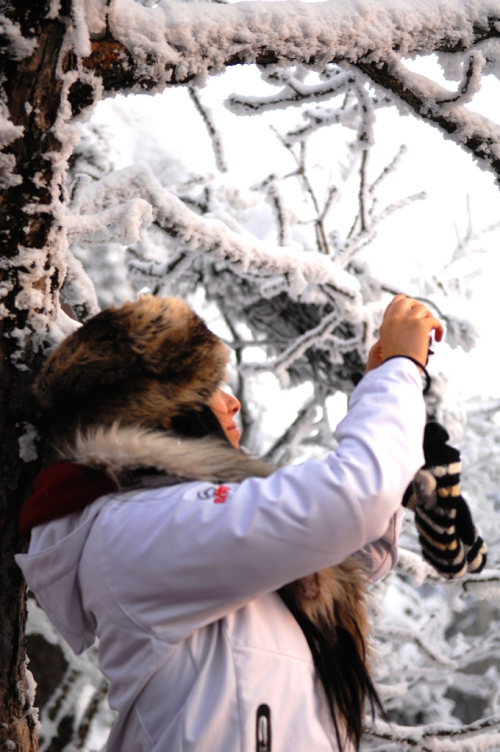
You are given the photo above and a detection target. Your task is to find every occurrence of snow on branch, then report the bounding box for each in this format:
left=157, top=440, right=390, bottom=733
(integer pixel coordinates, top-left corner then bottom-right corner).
left=242, top=308, right=342, bottom=385
left=188, top=87, right=228, bottom=173
left=77, top=0, right=500, bottom=181
left=397, top=548, right=500, bottom=605
left=251, top=174, right=293, bottom=247
left=71, top=164, right=361, bottom=300
left=283, top=103, right=359, bottom=145
left=66, top=198, right=153, bottom=244
left=375, top=623, right=457, bottom=669
left=60, top=250, right=100, bottom=322
left=365, top=716, right=500, bottom=752
left=226, top=70, right=356, bottom=115
left=0, top=13, right=37, bottom=61
left=356, top=55, right=500, bottom=179
left=84, top=0, right=500, bottom=92
left=0, top=105, right=24, bottom=189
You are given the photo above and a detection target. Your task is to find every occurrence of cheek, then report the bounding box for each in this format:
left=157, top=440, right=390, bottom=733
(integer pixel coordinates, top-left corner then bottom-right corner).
left=210, top=400, right=225, bottom=417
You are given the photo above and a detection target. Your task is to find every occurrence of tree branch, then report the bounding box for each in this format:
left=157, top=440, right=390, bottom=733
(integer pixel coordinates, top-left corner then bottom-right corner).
left=356, top=55, right=500, bottom=181
left=82, top=1, right=500, bottom=92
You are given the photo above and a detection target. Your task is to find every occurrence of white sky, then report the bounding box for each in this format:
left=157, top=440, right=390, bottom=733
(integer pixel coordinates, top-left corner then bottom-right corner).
left=91, top=54, right=500, bottom=416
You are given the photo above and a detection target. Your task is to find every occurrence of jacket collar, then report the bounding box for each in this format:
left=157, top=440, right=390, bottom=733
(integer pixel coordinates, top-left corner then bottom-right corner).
left=20, top=424, right=273, bottom=538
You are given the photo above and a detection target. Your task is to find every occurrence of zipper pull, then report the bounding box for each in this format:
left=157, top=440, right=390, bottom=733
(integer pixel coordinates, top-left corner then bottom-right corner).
left=256, top=704, right=271, bottom=752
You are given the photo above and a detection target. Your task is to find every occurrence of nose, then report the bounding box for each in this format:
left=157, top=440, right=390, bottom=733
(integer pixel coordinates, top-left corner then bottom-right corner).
left=224, top=391, right=240, bottom=416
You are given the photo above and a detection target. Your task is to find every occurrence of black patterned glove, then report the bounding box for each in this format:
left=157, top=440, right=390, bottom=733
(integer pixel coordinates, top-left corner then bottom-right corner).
left=403, top=422, right=487, bottom=579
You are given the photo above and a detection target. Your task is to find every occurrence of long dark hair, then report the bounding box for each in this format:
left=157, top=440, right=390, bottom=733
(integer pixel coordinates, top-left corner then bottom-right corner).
left=170, top=404, right=230, bottom=443
left=278, top=584, right=385, bottom=751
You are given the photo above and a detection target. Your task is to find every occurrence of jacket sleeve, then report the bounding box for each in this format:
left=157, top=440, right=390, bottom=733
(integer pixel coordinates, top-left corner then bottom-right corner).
left=90, top=358, right=425, bottom=641
left=362, top=507, right=404, bottom=584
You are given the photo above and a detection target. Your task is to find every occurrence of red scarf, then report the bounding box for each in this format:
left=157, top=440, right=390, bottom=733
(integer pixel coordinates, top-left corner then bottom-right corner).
left=19, top=463, right=117, bottom=540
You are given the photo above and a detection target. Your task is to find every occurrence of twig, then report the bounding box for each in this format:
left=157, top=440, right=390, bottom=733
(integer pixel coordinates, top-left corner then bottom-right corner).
left=263, top=394, right=319, bottom=464
left=219, top=309, right=255, bottom=447
left=188, top=87, right=228, bottom=173
left=370, top=144, right=408, bottom=196
left=359, top=148, right=370, bottom=232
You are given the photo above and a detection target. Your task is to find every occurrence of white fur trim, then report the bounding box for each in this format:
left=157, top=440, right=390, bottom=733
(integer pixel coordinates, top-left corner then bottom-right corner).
left=63, top=424, right=272, bottom=485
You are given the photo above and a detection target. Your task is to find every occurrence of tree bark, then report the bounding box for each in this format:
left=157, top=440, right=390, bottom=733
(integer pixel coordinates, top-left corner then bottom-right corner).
left=0, top=3, right=74, bottom=749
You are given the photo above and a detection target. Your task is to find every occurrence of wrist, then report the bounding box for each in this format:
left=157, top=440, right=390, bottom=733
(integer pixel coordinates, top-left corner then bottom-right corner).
left=382, top=355, right=431, bottom=393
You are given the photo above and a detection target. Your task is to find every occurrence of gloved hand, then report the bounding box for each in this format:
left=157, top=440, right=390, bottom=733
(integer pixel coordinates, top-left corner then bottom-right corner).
left=403, top=422, right=487, bottom=579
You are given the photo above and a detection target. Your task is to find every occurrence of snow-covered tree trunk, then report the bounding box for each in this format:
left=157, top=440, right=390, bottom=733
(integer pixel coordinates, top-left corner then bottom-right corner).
left=1, top=5, right=70, bottom=749
left=0, top=1, right=106, bottom=746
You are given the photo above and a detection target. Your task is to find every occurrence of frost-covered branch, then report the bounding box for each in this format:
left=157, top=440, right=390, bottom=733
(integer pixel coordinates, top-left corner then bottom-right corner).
left=73, top=164, right=361, bottom=300
left=85, top=0, right=500, bottom=92
left=188, top=87, right=228, bottom=173
left=356, top=54, right=500, bottom=180
left=79, top=0, right=500, bottom=181
left=60, top=249, right=100, bottom=322
left=365, top=716, right=500, bottom=752
left=263, top=394, right=319, bottom=464
left=227, top=69, right=356, bottom=114
left=251, top=174, right=293, bottom=247
left=243, top=307, right=341, bottom=382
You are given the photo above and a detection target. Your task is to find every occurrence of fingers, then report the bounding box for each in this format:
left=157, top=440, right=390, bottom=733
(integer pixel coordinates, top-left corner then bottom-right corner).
left=379, top=295, right=443, bottom=366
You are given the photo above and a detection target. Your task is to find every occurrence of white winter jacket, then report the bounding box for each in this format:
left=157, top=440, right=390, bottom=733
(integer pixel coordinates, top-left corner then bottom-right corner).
left=17, top=359, right=426, bottom=752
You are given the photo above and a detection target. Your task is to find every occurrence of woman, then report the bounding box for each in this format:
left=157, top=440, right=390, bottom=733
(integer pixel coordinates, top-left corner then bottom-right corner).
left=17, top=293, right=442, bottom=752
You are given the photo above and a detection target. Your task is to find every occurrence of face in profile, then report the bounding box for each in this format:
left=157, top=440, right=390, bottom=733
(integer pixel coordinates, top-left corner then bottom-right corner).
left=208, top=388, right=241, bottom=449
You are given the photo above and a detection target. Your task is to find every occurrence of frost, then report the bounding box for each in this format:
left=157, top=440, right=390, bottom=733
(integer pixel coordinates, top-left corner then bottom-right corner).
left=24, top=667, right=37, bottom=713
left=66, top=198, right=153, bottom=245
left=0, top=104, right=24, bottom=188
left=445, top=316, right=479, bottom=353
left=61, top=250, right=100, bottom=321
left=103, top=0, right=500, bottom=85
left=0, top=14, right=37, bottom=60
left=70, top=0, right=92, bottom=58
left=474, top=39, right=500, bottom=80
left=72, top=164, right=361, bottom=300
left=0, top=111, right=23, bottom=149
left=18, top=423, right=39, bottom=463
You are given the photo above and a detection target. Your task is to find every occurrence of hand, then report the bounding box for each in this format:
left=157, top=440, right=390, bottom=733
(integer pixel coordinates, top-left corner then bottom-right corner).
left=365, top=340, right=383, bottom=374
left=379, top=294, right=443, bottom=366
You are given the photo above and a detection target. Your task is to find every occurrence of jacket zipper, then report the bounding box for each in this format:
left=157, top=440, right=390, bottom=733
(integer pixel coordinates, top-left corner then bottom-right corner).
left=256, top=704, right=271, bottom=752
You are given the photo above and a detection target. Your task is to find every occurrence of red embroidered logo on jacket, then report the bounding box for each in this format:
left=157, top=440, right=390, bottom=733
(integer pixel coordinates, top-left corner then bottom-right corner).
left=214, top=485, right=230, bottom=504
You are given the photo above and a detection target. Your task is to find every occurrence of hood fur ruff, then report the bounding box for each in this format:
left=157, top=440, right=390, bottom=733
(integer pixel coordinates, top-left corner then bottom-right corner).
left=63, top=424, right=370, bottom=647
left=64, top=423, right=272, bottom=485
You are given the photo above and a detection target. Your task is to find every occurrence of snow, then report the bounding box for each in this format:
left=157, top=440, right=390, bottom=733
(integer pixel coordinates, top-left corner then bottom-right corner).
left=66, top=198, right=153, bottom=244
left=102, top=0, right=500, bottom=84
left=71, top=0, right=92, bottom=58
left=0, top=105, right=23, bottom=189
left=83, top=0, right=107, bottom=37
left=0, top=14, right=37, bottom=60
left=72, top=163, right=362, bottom=300
left=18, top=423, right=39, bottom=463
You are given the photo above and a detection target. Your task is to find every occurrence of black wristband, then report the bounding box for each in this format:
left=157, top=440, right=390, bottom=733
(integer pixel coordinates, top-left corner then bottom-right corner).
left=382, top=355, right=431, bottom=394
